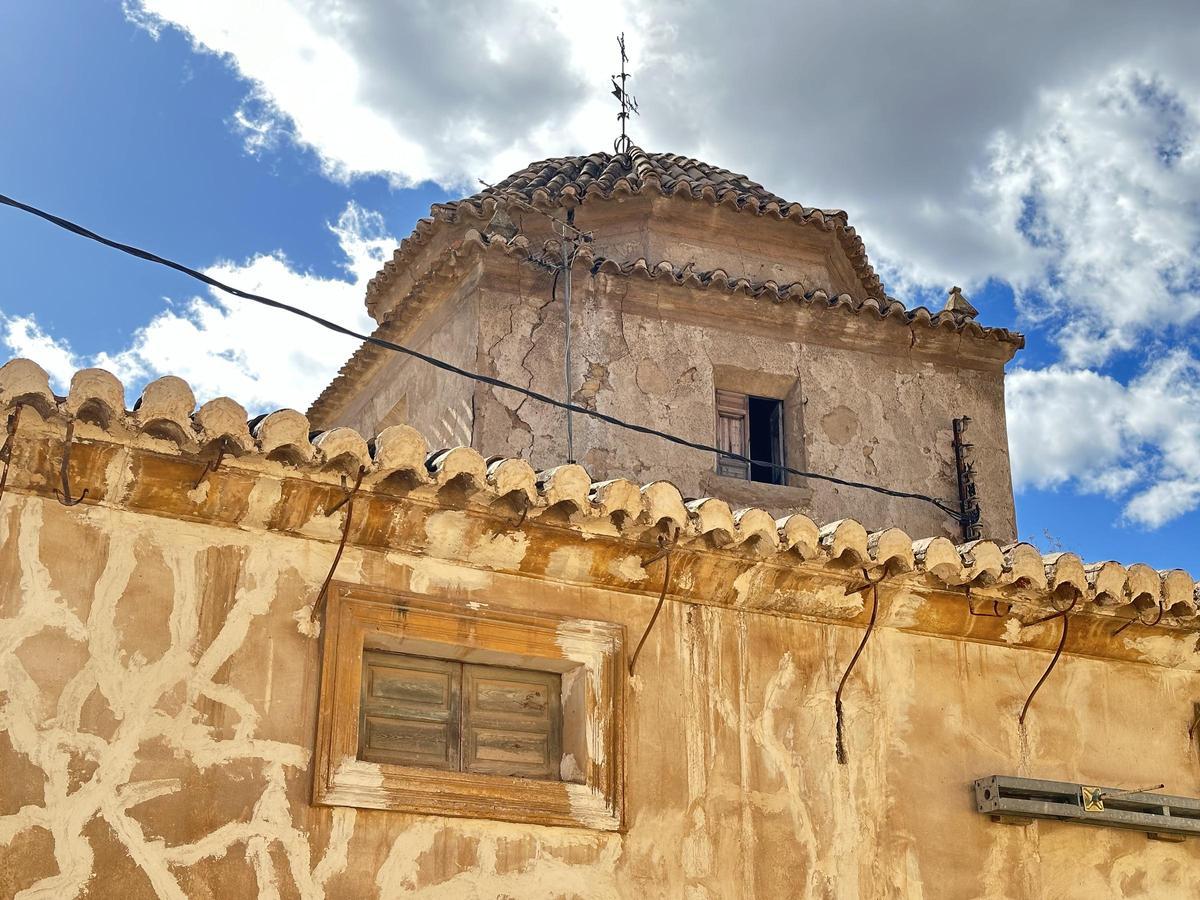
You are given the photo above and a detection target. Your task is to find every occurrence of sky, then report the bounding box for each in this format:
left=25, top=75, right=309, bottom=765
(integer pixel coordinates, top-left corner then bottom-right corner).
left=1, top=1, right=1198, bottom=572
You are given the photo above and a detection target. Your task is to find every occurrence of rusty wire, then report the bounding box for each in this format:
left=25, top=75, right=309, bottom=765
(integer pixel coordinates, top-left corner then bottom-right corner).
left=627, top=532, right=678, bottom=676
left=836, top=569, right=885, bottom=765
left=1018, top=599, right=1076, bottom=726
left=1187, top=706, right=1200, bottom=742
left=0, top=403, right=24, bottom=502
left=310, top=466, right=366, bottom=623
left=53, top=419, right=88, bottom=507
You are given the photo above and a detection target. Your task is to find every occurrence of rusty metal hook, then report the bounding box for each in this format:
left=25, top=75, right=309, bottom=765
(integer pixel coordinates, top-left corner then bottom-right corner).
left=1018, top=598, right=1076, bottom=726
left=310, top=466, right=366, bottom=623
left=627, top=529, right=680, bottom=676
left=324, top=467, right=364, bottom=517
left=193, top=440, right=228, bottom=490
left=964, top=585, right=1013, bottom=618
left=54, top=420, right=88, bottom=507
left=0, top=403, right=24, bottom=502
left=1112, top=600, right=1165, bottom=637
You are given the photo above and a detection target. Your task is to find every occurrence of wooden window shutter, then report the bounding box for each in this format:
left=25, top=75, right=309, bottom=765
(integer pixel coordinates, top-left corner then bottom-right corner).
left=715, top=389, right=750, bottom=479
left=359, top=651, right=461, bottom=770
left=462, top=664, right=562, bottom=780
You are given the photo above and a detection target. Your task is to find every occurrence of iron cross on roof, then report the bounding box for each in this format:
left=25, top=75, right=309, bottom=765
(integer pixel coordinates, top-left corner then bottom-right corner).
left=612, top=32, right=639, bottom=155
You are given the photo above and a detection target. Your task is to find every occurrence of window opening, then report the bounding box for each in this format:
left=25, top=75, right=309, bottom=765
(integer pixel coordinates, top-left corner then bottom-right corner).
left=716, top=390, right=784, bottom=485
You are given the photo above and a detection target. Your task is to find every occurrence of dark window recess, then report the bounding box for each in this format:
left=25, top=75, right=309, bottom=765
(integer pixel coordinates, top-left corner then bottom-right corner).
left=716, top=390, right=784, bottom=485
left=359, top=650, right=562, bottom=781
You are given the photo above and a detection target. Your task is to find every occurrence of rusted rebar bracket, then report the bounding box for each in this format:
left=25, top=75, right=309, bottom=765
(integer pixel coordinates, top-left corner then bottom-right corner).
left=964, top=585, right=1012, bottom=618
left=1112, top=601, right=1164, bottom=637
left=54, top=419, right=88, bottom=507
left=310, top=466, right=366, bottom=623
left=0, top=403, right=24, bottom=502
left=836, top=569, right=886, bottom=764
left=193, top=440, right=228, bottom=490
left=627, top=531, right=678, bottom=676
left=1018, top=599, right=1076, bottom=726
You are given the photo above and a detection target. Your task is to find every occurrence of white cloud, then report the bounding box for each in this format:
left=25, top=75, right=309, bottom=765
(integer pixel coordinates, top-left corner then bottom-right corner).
left=123, top=2, right=1200, bottom=345
left=1, top=315, right=80, bottom=389
left=2, top=203, right=392, bottom=413
left=977, top=70, right=1200, bottom=364
left=1007, top=353, right=1200, bottom=528
left=113, top=1, right=1200, bottom=527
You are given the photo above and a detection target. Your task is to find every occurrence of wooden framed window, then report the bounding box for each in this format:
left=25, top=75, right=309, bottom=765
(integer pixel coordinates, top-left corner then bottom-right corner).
left=313, top=583, right=624, bottom=830
left=358, top=651, right=563, bottom=781
left=715, top=389, right=784, bottom=484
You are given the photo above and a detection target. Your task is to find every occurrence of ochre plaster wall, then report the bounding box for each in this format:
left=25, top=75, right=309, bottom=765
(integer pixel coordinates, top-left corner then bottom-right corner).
left=3, top=489, right=1198, bottom=899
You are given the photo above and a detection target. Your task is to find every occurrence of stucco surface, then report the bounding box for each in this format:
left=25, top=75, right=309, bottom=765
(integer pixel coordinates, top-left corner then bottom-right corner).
left=4, top=482, right=1200, bottom=898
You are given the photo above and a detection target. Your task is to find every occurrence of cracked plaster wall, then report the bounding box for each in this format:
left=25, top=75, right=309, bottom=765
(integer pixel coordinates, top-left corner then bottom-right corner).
left=3, top=487, right=1199, bottom=898
left=331, top=198, right=1016, bottom=542
left=468, top=260, right=1015, bottom=541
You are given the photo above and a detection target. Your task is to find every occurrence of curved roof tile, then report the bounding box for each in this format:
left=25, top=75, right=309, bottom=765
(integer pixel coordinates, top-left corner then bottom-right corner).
left=1, top=357, right=1193, bottom=628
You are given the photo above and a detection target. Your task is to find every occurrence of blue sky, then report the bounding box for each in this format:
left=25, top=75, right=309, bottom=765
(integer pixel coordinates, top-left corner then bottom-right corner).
left=1, top=1, right=1198, bottom=573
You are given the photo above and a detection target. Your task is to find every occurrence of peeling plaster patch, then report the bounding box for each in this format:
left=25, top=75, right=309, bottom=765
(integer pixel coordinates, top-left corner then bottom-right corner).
left=560, top=753, right=583, bottom=782
left=376, top=818, right=621, bottom=899
left=1002, top=617, right=1024, bottom=644
left=731, top=567, right=758, bottom=605
left=763, top=584, right=865, bottom=619
left=468, top=530, right=528, bottom=571
left=546, top=546, right=593, bottom=583
left=333, top=756, right=385, bottom=791
left=882, top=591, right=925, bottom=628
left=1124, top=633, right=1200, bottom=670
left=422, top=509, right=472, bottom=559
left=101, top=447, right=135, bottom=503
left=186, top=480, right=211, bottom=506
left=409, top=558, right=492, bottom=594
left=821, top=405, right=860, bottom=446
left=607, top=554, right=647, bottom=583
left=302, top=508, right=346, bottom=542
left=242, top=478, right=284, bottom=530
left=293, top=605, right=320, bottom=639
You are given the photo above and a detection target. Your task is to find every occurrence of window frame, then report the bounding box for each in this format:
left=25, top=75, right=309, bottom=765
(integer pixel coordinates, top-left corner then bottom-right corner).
left=312, top=582, right=625, bottom=831
left=715, top=388, right=785, bottom=485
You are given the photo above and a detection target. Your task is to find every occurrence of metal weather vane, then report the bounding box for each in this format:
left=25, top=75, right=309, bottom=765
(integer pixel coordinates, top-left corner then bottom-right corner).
left=612, top=33, right=639, bottom=155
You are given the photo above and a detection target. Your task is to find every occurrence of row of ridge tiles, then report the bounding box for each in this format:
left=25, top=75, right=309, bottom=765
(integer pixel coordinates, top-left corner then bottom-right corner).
left=1, top=358, right=1195, bottom=617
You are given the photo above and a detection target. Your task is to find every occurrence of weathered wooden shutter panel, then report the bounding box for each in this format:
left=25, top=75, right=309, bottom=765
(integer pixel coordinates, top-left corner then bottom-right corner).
left=715, top=389, right=750, bottom=479
left=359, top=652, right=460, bottom=770
left=462, top=664, right=562, bottom=780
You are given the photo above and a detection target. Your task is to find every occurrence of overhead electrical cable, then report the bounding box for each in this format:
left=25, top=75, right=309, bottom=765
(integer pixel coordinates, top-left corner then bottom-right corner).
left=0, top=191, right=968, bottom=521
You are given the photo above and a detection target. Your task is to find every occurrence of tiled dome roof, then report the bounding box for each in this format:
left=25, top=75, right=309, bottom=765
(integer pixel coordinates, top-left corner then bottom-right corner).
left=445, top=145, right=844, bottom=219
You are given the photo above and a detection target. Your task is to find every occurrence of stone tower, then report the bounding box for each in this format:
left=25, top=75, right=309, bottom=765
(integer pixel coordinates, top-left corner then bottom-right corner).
left=309, top=148, right=1023, bottom=540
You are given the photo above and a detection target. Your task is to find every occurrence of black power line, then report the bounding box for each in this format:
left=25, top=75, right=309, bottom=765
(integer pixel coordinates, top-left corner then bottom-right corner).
left=0, top=191, right=967, bottom=521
